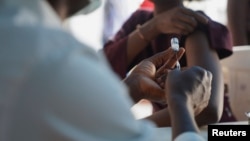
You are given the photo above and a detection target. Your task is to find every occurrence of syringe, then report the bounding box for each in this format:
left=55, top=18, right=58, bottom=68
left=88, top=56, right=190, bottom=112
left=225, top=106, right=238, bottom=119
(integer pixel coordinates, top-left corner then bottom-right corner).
left=171, top=37, right=181, bottom=70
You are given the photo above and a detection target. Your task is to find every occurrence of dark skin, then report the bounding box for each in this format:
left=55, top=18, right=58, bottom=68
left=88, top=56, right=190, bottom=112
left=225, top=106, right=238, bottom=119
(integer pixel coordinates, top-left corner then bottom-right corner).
left=125, top=0, right=223, bottom=127
left=125, top=49, right=212, bottom=140
left=124, top=47, right=185, bottom=103
left=166, top=66, right=212, bottom=140
left=45, top=0, right=212, bottom=138
left=145, top=31, right=223, bottom=127
left=127, top=0, right=208, bottom=65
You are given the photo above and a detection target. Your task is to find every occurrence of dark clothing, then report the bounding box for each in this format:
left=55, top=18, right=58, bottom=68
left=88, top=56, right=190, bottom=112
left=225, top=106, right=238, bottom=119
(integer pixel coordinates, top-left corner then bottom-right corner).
left=103, top=9, right=235, bottom=122
left=103, top=9, right=233, bottom=79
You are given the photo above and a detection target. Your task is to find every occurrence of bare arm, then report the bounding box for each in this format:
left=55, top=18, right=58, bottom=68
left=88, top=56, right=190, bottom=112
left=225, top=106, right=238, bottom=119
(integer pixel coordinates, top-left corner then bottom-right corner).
left=146, top=65, right=214, bottom=137
left=127, top=7, right=208, bottom=65
left=168, top=95, right=200, bottom=140
left=167, top=67, right=212, bottom=140
left=145, top=108, right=171, bottom=127
left=185, top=30, right=224, bottom=126
left=127, top=19, right=159, bottom=65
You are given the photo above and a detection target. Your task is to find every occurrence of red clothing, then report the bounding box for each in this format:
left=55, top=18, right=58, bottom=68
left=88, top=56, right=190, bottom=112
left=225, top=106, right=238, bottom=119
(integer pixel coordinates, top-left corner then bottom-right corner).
left=140, top=0, right=154, bottom=10
left=103, top=9, right=233, bottom=79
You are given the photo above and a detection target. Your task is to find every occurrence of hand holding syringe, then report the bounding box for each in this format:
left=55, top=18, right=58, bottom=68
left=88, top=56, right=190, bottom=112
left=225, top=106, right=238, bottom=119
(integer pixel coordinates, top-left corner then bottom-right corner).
left=171, top=37, right=181, bottom=70
left=155, top=37, right=184, bottom=88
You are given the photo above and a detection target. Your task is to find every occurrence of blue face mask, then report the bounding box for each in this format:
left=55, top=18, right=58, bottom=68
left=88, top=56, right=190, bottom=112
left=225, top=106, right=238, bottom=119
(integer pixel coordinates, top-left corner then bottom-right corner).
left=76, top=0, right=102, bottom=15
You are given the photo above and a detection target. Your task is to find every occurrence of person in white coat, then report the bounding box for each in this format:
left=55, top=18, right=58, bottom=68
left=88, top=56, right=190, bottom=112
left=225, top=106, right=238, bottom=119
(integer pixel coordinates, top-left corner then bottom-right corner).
left=0, top=0, right=211, bottom=140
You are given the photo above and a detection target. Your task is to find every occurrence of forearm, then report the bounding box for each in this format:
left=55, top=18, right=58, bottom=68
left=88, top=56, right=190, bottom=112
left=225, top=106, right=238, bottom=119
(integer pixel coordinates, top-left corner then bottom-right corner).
left=194, top=59, right=223, bottom=125
left=144, top=108, right=172, bottom=127
left=168, top=99, right=199, bottom=140
left=185, top=31, right=224, bottom=125
left=127, top=19, right=160, bottom=65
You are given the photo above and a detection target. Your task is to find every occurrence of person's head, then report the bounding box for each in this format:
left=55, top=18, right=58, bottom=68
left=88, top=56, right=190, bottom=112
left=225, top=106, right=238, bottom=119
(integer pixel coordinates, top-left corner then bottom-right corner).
left=46, top=0, right=101, bottom=20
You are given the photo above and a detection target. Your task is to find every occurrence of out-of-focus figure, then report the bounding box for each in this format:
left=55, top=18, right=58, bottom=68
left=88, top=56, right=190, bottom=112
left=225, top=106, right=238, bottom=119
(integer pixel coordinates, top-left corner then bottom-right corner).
left=227, top=0, right=250, bottom=46
left=103, top=0, right=143, bottom=44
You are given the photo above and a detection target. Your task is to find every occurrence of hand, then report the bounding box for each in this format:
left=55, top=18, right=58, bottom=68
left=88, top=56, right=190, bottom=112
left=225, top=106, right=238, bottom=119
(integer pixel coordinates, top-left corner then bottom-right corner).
left=124, top=47, right=185, bottom=103
left=156, top=66, right=188, bottom=89
left=166, top=66, right=212, bottom=115
left=152, top=7, right=209, bottom=35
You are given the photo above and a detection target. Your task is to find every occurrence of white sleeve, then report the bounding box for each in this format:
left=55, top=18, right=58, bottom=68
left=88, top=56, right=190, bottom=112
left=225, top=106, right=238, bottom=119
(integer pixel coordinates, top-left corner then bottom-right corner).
left=38, top=48, right=158, bottom=141
left=174, top=132, right=206, bottom=141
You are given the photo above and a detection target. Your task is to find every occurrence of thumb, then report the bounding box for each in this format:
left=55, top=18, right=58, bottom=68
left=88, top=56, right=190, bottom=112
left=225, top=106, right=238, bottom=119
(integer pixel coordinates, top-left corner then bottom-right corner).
left=147, top=47, right=185, bottom=69
left=193, top=12, right=209, bottom=25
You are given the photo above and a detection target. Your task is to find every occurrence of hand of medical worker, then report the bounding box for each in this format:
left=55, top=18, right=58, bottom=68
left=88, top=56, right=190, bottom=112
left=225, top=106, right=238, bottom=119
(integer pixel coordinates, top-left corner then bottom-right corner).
left=166, top=66, right=212, bottom=116
left=123, top=47, right=185, bottom=103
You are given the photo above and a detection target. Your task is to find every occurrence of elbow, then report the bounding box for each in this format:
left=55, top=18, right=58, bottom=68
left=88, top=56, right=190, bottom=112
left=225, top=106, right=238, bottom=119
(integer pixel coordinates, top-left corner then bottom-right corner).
left=203, top=104, right=223, bottom=124
left=208, top=106, right=223, bottom=123
left=197, top=100, right=224, bottom=126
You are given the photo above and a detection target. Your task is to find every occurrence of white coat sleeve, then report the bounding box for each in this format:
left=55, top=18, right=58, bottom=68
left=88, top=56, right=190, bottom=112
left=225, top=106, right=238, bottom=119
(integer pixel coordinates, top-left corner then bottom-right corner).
left=174, top=132, right=206, bottom=141
left=38, top=48, right=158, bottom=141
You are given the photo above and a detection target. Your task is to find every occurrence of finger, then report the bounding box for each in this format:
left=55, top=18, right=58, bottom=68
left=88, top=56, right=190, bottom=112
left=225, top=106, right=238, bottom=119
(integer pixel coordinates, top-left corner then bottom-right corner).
left=165, top=47, right=185, bottom=68
left=155, top=48, right=185, bottom=77
left=193, top=12, right=209, bottom=25
left=143, top=77, right=166, bottom=102
left=146, top=47, right=175, bottom=68
left=204, top=70, right=213, bottom=93
left=158, top=48, right=185, bottom=72
left=181, top=8, right=209, bottom=25
left=155, top=68, right=168, bottom=80
left=206, top=70, right=213, bottom=81
left=165, top=68, right=181, bottom=86
left=173, top=22, right=195, bottom=35
left=156, top=73, right=167, bottom=86
left=175, top=12, right=197, bottom=28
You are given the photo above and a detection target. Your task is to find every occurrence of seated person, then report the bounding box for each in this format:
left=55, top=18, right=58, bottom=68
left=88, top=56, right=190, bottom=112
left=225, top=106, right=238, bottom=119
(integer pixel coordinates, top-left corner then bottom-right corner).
left=0, top=0, right=211, bottom=140
left=103, top=0, right=233, bottom=126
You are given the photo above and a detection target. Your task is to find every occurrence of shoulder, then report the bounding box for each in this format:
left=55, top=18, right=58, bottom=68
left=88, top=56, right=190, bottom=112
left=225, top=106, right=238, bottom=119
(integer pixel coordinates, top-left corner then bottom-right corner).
left=195, top=10, right=228, bottom=31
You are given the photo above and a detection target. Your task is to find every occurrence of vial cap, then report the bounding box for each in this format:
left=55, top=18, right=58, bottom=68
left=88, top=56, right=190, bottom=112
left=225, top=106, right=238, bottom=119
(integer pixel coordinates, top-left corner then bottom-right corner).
left=171, top=37, right=179, bottom=51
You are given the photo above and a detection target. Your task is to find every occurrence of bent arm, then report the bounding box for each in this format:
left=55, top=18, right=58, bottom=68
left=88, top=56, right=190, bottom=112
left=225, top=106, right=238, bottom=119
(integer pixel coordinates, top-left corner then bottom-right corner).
left=185, top=31, right=224, bottom=126
left=103, top=11, right=156, bottom=78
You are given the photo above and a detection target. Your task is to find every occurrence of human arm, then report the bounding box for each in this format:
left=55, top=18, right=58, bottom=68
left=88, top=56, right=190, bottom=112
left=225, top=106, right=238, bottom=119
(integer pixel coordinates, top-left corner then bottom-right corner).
left=125, top=52, right=211, bottom=140
left=185, top=30, right=224, bottom=126
left=227, top=0, right=249, bottom=46
left=166, top=67, right=211, bottom=141
left=127, top=7, right=208, bottom=65
left=23, top=47, right=158, bottom=141
left=145, top=17, right=233, bottom=127
left=123, top=47, right=185, bottom=103
left=103, top=8, right=208, bottom=79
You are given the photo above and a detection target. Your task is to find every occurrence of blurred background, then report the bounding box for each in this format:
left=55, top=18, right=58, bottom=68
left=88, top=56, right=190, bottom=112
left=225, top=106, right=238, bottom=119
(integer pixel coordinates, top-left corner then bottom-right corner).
left=65, top=0, right=227, bottom=51
left=65, top=0, right=250, bottom=120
